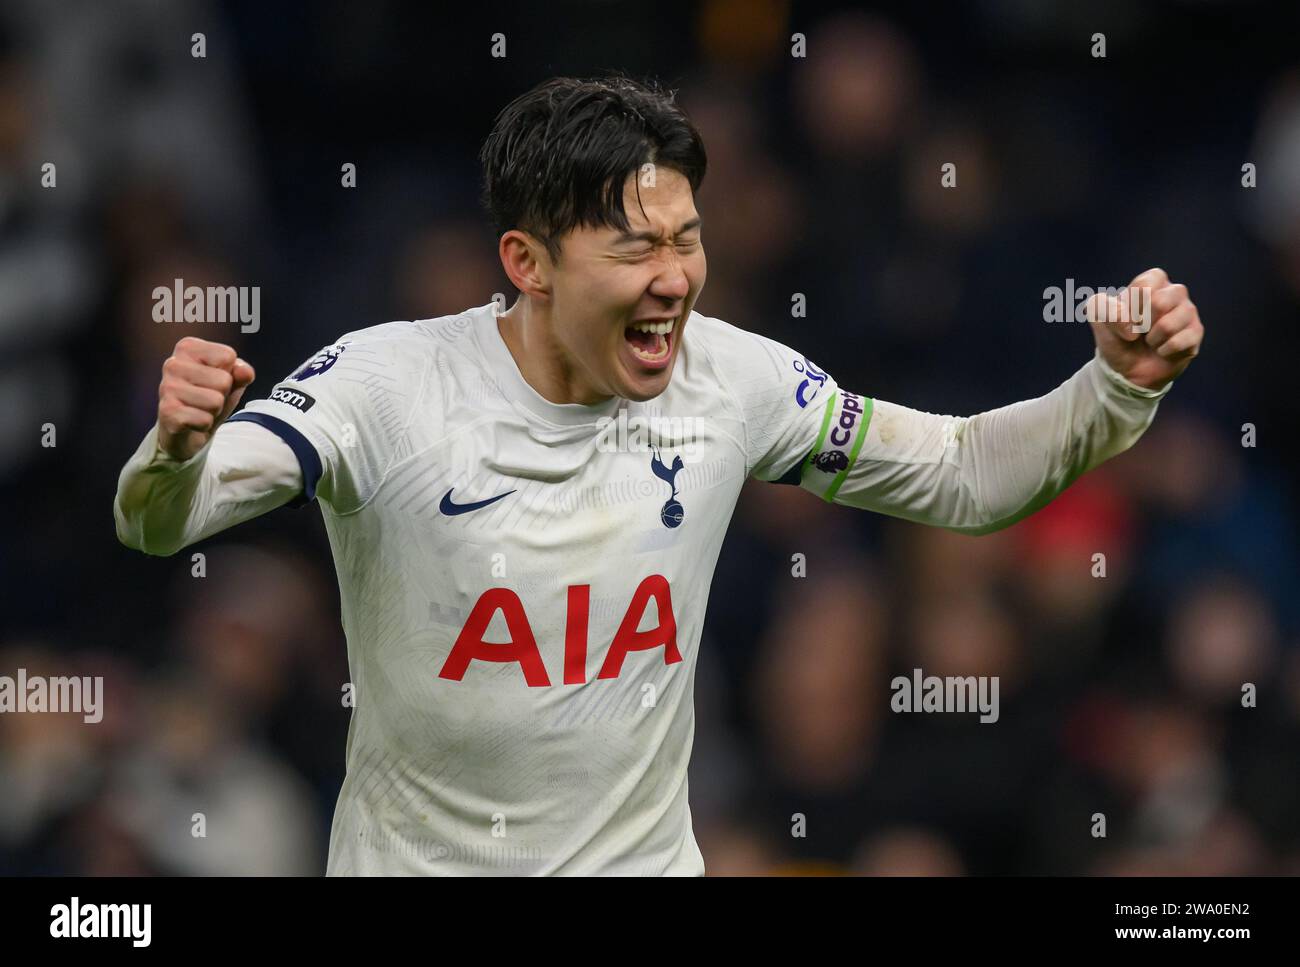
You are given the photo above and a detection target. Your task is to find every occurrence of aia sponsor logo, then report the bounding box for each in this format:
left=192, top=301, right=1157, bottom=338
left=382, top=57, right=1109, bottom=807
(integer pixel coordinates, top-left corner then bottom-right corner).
left=438, top=575, right=680, bottom=686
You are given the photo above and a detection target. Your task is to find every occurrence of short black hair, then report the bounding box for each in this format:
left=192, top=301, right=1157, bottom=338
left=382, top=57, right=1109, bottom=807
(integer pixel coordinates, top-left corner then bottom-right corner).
left=479, top=74, right=707, bottom=264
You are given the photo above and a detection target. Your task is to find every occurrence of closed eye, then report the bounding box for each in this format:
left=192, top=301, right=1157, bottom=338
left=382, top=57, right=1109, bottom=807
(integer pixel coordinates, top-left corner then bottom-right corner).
left=624, top=238, right=699, bottom=258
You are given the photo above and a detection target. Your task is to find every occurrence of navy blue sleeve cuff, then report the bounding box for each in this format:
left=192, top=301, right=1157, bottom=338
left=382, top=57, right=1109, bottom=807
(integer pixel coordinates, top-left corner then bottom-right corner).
left=227, top=411, right=323, bottom=507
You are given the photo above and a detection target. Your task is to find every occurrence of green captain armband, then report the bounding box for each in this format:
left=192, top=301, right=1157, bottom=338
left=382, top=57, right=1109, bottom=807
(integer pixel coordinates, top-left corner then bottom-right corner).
left=799, top=389, right=874, bottom=501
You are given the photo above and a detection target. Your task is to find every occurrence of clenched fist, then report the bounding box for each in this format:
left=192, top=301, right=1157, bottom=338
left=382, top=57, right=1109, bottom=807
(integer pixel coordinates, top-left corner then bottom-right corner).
left=157, top=337, right=256, bottom=462
left=1086, top=267, right=1204, bottom=391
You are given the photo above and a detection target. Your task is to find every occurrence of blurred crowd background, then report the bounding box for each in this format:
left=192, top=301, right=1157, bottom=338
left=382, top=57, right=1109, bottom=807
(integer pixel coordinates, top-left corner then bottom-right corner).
left=1, top=0, right=1298, bottom=875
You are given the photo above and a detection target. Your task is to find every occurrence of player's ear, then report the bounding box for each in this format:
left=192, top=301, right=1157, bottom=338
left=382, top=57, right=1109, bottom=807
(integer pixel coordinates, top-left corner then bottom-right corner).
left=499, top=229, right=552, bottom=298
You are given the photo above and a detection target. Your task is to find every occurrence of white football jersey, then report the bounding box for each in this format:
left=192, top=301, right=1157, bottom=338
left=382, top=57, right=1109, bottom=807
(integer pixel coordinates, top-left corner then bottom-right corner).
left=229, top=301, right=861, bottom=875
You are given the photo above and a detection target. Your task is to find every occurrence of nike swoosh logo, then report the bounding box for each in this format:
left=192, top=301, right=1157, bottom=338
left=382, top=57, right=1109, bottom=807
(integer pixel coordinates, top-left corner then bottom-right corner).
left=439, top=488, right=516, bottom=516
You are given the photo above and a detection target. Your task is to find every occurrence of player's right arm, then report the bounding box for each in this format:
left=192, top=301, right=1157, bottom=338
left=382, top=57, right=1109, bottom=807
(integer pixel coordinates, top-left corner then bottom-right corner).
left=114, top=336, right=304, bottom=556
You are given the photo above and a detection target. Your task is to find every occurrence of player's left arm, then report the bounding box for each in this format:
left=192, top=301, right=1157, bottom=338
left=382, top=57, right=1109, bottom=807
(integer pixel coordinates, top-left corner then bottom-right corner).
left=797, top=268, right=1203, bottom=534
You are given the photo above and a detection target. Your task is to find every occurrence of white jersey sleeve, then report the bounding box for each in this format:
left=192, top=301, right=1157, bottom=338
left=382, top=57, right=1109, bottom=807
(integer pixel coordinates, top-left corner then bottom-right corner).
left=813, top=350, right=1170, bottom=534
left=702, top=316, right=1171, bottom=534
left=115, top=323, right=431, bottom=556
left=113, top=419, right=304, bottom=556
left=229, top=326, right=428, bottom=513
left=692, top=318, right=846, bottom=483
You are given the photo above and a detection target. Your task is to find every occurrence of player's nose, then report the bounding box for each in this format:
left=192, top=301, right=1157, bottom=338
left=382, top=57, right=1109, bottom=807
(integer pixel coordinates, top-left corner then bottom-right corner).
left=648, top=253, right=690, bottom=302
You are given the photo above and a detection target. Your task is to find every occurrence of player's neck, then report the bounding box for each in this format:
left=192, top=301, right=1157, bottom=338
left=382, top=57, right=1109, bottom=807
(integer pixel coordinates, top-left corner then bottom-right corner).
left=497, top=303, right=613, bottom=407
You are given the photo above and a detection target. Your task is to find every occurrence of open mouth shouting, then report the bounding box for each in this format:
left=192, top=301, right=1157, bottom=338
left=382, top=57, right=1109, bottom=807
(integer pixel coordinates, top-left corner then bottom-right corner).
left=623, top=315, right=677, bottom=371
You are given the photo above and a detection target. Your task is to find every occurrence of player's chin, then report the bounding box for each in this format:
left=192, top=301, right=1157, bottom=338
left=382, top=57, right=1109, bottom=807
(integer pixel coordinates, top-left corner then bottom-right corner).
left=615, top=366, right=674, bottom=402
